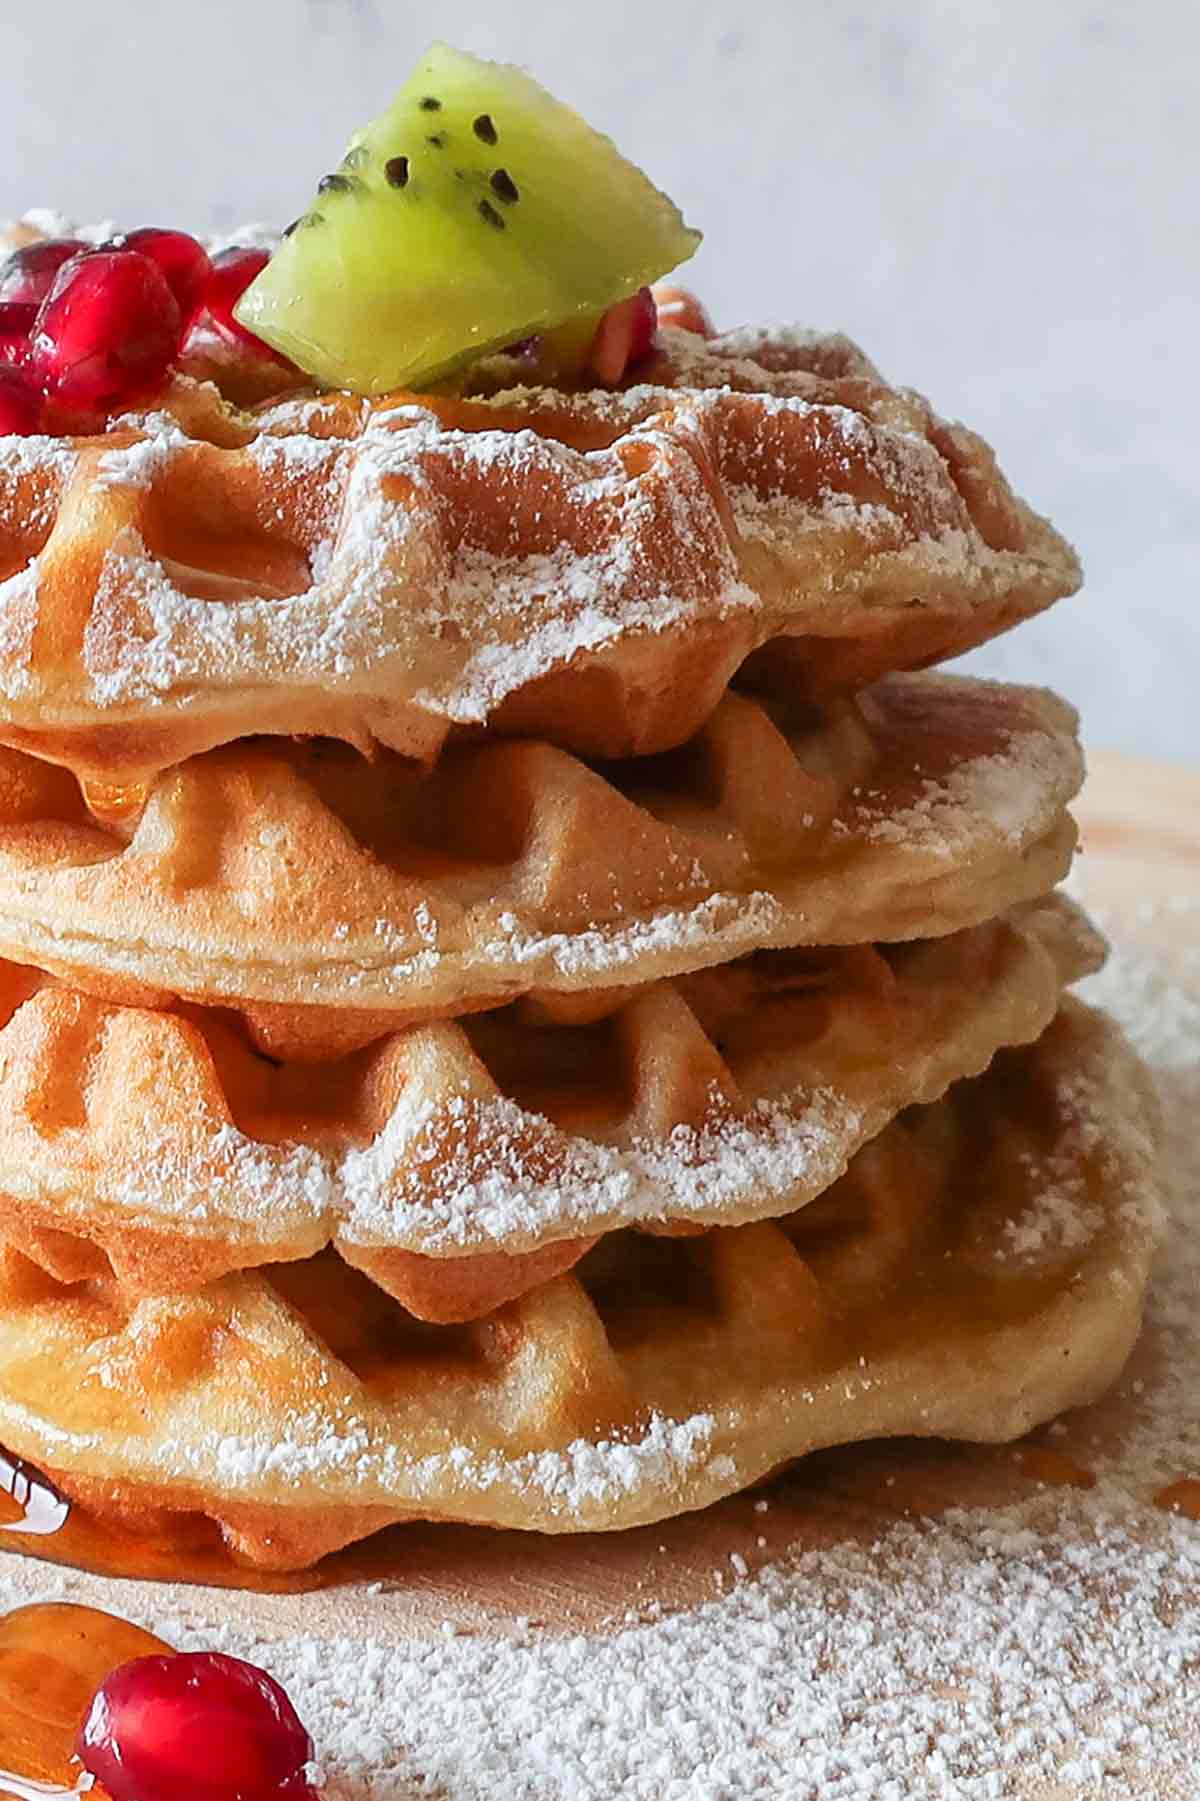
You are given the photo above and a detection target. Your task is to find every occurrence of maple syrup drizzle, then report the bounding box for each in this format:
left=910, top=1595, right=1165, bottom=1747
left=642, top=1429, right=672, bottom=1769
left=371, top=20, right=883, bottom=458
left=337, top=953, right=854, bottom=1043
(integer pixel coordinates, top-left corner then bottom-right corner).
left=1153, top=1478, right=1200, bottom=1521
left=0, top=1602, right=170, bottom=1794
left=0, top=1452, right=71, bottom=1538
left=0, top=1440, right=432, bottom=1595
left=1010, top=1445, right=1097, bottom=1490
left=0, top=1772, right=91, bottom=1799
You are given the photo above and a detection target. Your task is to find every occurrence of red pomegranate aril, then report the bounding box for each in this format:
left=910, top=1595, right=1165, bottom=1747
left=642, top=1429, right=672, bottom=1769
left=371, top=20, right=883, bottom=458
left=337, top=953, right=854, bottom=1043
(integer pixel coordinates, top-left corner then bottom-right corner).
left=650, top=284, right=715, bottom=338
left=0, top=365, right=42, bottom=434
left=32, top=250, right=182, bottom=412
left=0, top=300, right=37, bottom=368
left=76, top=1650, right=317, bottom=1801
left=198, top=246, right=291, bottom=362
left=114, top=227, right=212, bottom=322
left=590, top=286, right=658, bottom=384
left=0, top=236, right=89, bottom=306
left=626, top=286, right=658, bottom=364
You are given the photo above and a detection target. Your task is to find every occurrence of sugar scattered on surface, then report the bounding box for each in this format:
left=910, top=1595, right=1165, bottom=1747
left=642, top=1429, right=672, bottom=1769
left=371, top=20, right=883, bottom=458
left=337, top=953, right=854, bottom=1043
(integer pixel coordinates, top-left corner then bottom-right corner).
left=1078, top=918, right=1200, bottom=1071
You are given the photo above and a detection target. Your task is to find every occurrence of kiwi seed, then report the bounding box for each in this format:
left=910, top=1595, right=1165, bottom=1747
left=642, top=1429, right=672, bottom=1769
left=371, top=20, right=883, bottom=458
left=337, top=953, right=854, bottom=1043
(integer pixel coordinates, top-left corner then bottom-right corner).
left=419, top=96, right=442, bottom=111
left=478, top=198, right=506, bottom=231
left=490, top=168, right=519, bottom=204
left=473, top=113, right=498, bottom=144
left=385, top=155, right=410, bottom=188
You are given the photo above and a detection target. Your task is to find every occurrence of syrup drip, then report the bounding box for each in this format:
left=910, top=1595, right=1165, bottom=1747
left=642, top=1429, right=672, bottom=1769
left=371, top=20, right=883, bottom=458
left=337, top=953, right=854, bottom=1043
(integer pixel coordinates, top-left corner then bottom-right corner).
left=0, top=1602, right=171, bottom=1795
left=1009, top=1446, right=1097, bottom=1489
left=78, top=778, right=149, bottom=836
left=0, top=1452, right=70, bottom=1538
left=1153, top=1477, right=1200, bottom=1521
left=0, top=1451, right=432, bottom=1593
left=0, top=1771, right=91, bottom=1800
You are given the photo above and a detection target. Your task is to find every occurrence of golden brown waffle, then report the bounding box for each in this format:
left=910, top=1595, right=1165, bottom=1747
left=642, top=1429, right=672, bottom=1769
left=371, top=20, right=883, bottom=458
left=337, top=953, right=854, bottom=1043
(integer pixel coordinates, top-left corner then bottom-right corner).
left=0, top=318, right=1078, bottom=786
left=0, top=673, right=1082, bottom=1057
left=0, top=999, right=1159, bottom=1569
left=0, top=896, right=1099, bottom=1319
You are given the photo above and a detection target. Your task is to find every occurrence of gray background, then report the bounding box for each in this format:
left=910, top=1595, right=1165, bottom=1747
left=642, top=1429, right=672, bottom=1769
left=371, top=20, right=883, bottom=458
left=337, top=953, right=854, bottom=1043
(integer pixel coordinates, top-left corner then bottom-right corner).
left=3, top=0, right=1195, bottom=758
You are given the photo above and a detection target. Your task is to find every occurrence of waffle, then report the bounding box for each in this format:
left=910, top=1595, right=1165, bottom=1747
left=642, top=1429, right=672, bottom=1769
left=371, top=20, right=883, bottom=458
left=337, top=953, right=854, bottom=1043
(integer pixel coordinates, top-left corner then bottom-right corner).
left=0, top=673, right=1082, bottom=1057
left=0, top=895, right=1099, bottom=1319
left=0, top=999, right=1158, bottom=1569
left=0, top=314, right=1079, bottom=787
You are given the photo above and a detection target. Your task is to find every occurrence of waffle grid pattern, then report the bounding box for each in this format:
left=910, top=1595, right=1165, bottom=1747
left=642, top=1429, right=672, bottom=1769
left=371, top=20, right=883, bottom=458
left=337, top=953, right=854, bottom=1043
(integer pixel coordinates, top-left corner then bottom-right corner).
left=0, top=326, right=1079, bottom=786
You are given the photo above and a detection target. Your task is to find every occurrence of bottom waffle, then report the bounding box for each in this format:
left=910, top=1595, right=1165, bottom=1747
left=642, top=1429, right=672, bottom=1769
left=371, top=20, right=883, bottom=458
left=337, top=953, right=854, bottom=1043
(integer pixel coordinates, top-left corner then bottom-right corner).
left=0, top=998, right=1160, bottom=1570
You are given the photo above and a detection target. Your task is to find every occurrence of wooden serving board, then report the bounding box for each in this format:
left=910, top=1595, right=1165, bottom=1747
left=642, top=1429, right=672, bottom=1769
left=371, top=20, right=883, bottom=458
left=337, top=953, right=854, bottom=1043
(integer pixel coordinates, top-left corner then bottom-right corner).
left=0, top=748, right=1197, bottom=1789
left=1072, top=750, right=1200, bottom=963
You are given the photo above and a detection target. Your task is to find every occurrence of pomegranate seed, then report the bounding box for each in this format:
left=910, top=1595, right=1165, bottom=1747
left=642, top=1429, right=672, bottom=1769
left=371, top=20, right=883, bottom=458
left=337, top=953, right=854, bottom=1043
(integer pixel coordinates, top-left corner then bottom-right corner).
left=650, top=284, right=715, bottom=338
left=590, top=287, right=658, bottom=384
left=0, top=236, right=89, bottom=306
left=196, top=246, right=290, bottom=363
left=0, top=366, right=42, bottom=434
left=0, top=301, right=37, bottom=369
left=113, top=227, right=212, bottom=322
left=32, top=250, right=182, bottom=412
left=77, top=1651, right=316, bottom=1801
left=626, top=287, right=658, bottom=363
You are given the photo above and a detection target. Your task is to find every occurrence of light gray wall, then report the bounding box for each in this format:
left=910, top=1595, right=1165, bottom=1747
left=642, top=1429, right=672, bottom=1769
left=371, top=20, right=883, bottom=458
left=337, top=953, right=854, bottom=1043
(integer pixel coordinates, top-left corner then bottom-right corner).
left=3, top=0, right=1196, bottom=757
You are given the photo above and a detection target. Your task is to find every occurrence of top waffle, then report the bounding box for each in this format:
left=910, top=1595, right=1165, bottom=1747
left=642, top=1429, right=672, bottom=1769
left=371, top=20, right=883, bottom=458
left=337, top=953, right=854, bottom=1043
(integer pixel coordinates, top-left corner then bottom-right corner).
left=0, top=318, right=1079, bottom=786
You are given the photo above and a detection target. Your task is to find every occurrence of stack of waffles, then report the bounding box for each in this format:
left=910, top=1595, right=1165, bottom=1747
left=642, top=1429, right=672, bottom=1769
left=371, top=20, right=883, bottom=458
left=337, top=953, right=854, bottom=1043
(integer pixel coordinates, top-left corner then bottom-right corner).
left=0, top=294, right=1162, bottom=1571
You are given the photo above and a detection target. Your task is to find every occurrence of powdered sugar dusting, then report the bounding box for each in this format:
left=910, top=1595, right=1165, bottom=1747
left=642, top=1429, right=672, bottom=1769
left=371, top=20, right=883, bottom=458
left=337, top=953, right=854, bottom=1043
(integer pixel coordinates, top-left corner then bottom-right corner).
left=153, top=1410, right=729, bottom=1513
left=1002, top=1066, right=1115, bottom=1259
left=95, top=1052, right=863, bottom=1255
left=0, top=560, right=41, bottom=700
left=858, top=727, right=1080, bottom=855
left=94, top=424, right=187, bottom=491
left=334, top=1085, right=861, bottom=1251
left=480, top=889, right=784, bottom=980
left=67, top=396, right=759, bottom=717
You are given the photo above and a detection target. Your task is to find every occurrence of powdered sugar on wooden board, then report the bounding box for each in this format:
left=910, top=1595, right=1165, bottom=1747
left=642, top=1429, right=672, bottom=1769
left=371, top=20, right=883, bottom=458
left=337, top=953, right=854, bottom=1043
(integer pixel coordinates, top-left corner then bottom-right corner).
left=0, top=914, right=1195, bottom=1797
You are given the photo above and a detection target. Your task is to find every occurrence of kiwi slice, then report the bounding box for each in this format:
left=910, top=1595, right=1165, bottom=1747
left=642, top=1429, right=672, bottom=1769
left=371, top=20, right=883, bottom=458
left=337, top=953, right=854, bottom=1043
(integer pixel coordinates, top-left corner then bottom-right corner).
left=236, top=43, right=701, bottom=394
